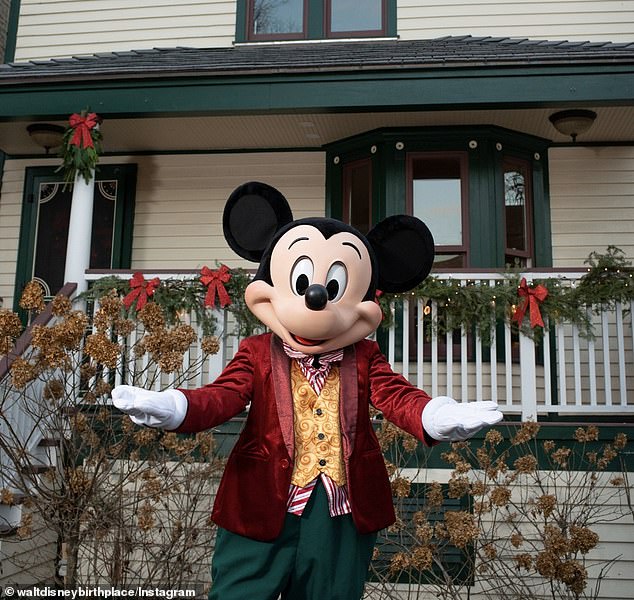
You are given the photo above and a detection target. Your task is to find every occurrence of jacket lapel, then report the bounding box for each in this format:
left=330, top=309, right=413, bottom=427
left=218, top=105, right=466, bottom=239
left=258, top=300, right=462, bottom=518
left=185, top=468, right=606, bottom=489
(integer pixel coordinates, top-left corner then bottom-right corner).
left=270, top=335, right=295, bottom=459
left=339, top=344, right=358, bottom=458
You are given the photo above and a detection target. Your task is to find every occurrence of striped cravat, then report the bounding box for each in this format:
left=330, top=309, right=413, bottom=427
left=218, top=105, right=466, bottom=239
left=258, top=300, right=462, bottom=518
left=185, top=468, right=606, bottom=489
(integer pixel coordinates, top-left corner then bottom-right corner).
left=282, top=343, right=352, bottom=517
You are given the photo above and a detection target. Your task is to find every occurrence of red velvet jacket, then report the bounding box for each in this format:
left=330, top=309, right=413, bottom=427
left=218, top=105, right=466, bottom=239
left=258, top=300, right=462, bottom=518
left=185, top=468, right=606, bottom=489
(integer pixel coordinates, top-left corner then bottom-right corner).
left=176, top=333, right=433, bottom=542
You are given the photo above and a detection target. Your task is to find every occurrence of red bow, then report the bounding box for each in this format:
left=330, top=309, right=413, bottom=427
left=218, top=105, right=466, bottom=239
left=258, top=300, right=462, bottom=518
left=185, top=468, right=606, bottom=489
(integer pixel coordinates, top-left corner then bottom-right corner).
left=123, top=273, right=160, bottom=311
left=69, top=113, right=99, bottom=149
left=200, top=265, right=232, bottom=308
left=513, top=277, right=548, bottom=328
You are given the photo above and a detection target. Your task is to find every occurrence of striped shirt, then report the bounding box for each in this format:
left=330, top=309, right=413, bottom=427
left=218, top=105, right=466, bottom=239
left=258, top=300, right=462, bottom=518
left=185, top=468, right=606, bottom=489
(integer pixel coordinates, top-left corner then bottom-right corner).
left=282, top=343, right=352, bottom=517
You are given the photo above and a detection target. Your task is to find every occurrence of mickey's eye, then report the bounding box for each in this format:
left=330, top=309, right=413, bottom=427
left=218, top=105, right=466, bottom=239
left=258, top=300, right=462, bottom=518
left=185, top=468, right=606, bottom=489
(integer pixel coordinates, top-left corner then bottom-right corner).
left=291, top=257, right=314, bottom=296
left=326, top=262, right=347, bottom=302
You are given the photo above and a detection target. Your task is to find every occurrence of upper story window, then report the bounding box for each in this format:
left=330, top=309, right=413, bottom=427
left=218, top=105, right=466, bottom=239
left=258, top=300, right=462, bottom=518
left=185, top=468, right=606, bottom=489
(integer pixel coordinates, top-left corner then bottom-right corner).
left=243, top=0, right=392, bottom=42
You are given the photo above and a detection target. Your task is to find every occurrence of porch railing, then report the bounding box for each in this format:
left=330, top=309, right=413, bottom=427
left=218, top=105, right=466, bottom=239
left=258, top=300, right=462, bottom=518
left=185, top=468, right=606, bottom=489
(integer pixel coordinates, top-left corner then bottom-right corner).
left=24, top=271, right=634, bottom=422
left=385, top=272, right=634, bottom=420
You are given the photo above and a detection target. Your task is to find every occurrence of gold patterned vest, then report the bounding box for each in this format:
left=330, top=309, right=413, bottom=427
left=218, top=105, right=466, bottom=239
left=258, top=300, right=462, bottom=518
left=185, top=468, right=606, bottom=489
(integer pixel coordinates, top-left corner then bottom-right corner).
left=290, top=360, right=346, bottom=488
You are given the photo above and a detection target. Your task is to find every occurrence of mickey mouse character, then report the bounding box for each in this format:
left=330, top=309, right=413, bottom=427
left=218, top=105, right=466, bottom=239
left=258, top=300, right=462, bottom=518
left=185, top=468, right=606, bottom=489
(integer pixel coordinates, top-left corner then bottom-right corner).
left=113, top=182, right=502, bottom=600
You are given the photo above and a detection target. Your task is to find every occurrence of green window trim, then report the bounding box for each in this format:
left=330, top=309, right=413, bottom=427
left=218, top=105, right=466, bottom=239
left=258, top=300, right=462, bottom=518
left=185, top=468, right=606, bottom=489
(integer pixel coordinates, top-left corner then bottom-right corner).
left=13, top=164, right=137, bottom=315
left=235, top=0, right=396, bottom=43
left=326, top=126, right=552, bottom=270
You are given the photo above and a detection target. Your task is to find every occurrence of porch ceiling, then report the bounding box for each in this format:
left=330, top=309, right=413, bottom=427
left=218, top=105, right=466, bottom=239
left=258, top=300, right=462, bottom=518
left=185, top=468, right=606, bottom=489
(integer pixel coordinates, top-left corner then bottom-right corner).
left=3, top=105, right=634, bottom=156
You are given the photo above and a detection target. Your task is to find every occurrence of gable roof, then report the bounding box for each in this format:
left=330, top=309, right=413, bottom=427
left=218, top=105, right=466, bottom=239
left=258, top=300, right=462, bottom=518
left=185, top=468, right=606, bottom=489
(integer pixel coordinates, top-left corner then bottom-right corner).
left=2, top=36, right=634, bottom=83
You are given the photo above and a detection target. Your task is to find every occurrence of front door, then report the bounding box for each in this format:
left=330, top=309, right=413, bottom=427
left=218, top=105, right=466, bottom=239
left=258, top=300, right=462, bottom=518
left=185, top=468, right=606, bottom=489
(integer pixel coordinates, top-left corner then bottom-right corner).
left=14, top=164, right=136, bottom=311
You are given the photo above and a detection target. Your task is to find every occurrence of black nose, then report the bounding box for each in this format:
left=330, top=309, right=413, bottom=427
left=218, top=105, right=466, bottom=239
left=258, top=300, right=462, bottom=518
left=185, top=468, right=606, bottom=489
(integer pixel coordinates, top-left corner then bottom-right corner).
left=304, top=284, right=328, bottom=311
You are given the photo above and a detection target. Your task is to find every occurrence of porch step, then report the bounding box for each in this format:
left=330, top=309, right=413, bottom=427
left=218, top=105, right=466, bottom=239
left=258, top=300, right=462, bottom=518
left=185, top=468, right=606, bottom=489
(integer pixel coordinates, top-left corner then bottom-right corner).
left=20, top=464, right=55, bottom=475
left=37, top=437, right=61, bottom=447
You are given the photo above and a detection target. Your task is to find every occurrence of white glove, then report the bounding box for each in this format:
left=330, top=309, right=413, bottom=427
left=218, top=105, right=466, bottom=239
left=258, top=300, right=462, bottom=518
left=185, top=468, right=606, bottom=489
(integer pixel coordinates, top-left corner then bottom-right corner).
left=111, top=385, right=188, bottom=430
left=422, top=396, right=503, bottom=442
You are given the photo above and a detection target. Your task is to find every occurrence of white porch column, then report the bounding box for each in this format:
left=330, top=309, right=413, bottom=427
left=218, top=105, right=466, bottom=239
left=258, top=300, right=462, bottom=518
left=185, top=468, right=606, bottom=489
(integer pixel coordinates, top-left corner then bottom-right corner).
left=519, top=330, right=538, bottom=421
left=63, top=170, right=95, bottom=297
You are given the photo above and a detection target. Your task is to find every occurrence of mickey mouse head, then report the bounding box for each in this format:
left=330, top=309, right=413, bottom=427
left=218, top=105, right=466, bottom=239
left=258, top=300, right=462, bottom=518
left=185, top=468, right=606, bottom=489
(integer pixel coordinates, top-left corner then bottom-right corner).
left=223, top=182, right=435, bottom=354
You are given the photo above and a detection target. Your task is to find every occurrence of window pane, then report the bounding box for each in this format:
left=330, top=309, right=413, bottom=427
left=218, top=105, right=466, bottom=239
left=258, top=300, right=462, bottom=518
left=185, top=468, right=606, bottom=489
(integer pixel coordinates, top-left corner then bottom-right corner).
left=411, top=157, right=463, bottom=247
left=253, top=0, right=304, bottom=35
left=330, top=0, right=382, bottom=32
left=504, top=166, right=527, bottom=252
left=344, top=160, right=372, bottom=234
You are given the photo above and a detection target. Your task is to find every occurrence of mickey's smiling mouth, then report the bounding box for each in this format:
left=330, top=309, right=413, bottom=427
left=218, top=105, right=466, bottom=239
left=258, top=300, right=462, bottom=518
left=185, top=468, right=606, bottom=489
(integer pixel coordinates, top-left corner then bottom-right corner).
left=291, top=334, right=325, bottom=347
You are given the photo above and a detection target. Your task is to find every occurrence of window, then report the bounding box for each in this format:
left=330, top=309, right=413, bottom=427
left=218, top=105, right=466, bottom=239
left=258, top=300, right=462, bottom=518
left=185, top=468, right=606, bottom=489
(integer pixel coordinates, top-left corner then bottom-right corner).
left=14, top=165, right=137, bottom=312
left=503, top=157, right=533, bottom=267
left=242, top=0, right=392, bottom=42
left=342, top=158, right=372, bottom=234
left=407, top=152, right=469, bottom=269
left=327, top=0, right=386, bottom=38
left=249, top=0, right=306, bottom=40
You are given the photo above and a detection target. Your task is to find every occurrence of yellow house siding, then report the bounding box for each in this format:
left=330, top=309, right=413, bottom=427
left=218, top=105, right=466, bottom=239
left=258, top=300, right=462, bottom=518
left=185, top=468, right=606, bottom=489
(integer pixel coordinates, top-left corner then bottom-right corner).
left=549, top=146, right=634, bottom=266
left=398, top=0, right=634, bottom=43
left=14, top=0, right=236, bottom=62
left=129, top=152, right=325, bottom=271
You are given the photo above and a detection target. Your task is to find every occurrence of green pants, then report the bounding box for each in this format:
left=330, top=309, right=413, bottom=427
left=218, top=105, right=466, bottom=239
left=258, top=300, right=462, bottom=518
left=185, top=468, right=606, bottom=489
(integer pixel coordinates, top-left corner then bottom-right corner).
left=209, top=481, right=377, bottom=600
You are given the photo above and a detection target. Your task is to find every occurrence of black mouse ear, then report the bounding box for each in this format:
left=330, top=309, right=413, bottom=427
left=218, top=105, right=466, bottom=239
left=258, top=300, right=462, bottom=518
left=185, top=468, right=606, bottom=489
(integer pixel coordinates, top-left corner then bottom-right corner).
left=223, top=182, right=294, bottom=262
left=367, top=215, right=435, bottom=293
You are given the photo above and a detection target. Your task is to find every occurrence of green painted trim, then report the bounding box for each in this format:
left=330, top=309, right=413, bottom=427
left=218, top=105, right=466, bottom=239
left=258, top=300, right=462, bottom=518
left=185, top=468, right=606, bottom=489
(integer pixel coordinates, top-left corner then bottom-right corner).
left=234, top=0, right=248, bottom=44
left=4, top=0, right=20, bottom=63
left=14, top=164, right=137, bottom=313
left=1, top=64, right=633, bottom=120
left=307, top=0, right=324, bottom=39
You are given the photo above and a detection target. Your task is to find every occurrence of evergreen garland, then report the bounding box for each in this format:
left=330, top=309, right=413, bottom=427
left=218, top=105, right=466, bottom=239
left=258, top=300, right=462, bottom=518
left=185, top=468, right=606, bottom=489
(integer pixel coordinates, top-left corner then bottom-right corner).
left=82, top=247, right=633, bottom=343
left=57, top=111, right=103, bottom=185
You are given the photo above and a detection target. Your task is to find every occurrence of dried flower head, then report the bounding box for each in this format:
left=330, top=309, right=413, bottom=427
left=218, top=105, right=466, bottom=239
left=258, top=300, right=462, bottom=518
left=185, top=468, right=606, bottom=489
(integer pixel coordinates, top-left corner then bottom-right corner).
left=201, top=335, right=221, bottom=355
left=512, top=421, right=540, bottom=445
left=448, top=475, right=470, bottom=499
left=482, top=543, right=497, bottom=559
left=137, top=501, right=156, bottom=531
left=410, top=545, right=433, bottom=570
left=551, top=447, right=571, bottom=468
left=389, top=552, right=410, bottom=574
left=84, top=333, right=120, bottom=369
left=401, top=433, right=419, bottom=453
left=10, top=357, right=38, bottom=388
left=444, top=511, right=479, bottom=548
left=569, top=525, right=599, bottom=554
left=485, top=429, right=504, bottom=445
left=558, top=560, right=587, bottom=595
left=543, top=440, right=556, bottom=453
left=471, top=480, right=488, bottom=496
left=613, top=432, right=628, bottom=450
left=490, top=485, right=512, bottom=507
left=43, top=379, right=65, bottom=401
left=535, top=494, right=557, bottom=518
left=50, top=294, right=72, bottom=316
left=511, top=532, right=524, bottom=548
left=514, top=454, right=538, bottom=474
left=610, top=476, right=625, bottom=486
left=574, top=425, right=599, bottom=443
left=0, top=309, right=23, bottom=354
left=391, top=476, right=411, bottom=498
left=17, top=511, right=33, bottom=539
left=425, top=482, right=444, bottom=508
left=138, top=302, right=165, bottom=332
left=19, top=281, right=45, bottom=313
left=513, top=553, right=533, bottom=570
